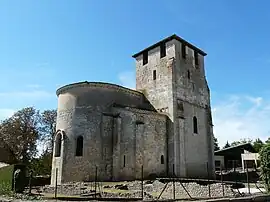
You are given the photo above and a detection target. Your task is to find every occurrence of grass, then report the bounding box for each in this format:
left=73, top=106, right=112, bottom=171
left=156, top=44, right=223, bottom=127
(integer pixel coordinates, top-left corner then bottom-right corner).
left=43, top=193, right=81, bottom=198
left=101, top=181, right=128, bottom=186
left=151, top=191, right=160, bottom=197
left=0, top=165, right=14, bottom=195
left=102, top=188, right=130, bottom=194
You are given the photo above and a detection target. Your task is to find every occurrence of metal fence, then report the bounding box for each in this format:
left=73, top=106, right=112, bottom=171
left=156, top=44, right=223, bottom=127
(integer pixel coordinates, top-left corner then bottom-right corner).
left=26, top=162, right=266, bottom=201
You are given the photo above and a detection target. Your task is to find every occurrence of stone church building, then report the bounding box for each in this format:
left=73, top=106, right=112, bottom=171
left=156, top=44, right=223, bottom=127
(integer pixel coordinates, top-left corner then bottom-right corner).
left=51, top=34, right=215, bottom=185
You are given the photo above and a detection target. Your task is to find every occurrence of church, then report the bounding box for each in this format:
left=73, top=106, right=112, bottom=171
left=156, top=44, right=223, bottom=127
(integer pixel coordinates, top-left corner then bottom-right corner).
left=51, top=34, right=215, bottom=185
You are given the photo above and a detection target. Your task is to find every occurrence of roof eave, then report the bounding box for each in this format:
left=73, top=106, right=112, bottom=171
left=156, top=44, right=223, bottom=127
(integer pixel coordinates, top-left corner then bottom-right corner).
left=132, top=34, right=207, bottom=58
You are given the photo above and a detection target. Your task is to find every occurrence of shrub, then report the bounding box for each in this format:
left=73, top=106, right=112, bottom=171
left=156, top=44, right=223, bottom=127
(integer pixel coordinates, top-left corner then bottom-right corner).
left=0, top=165, right=14, bottom=195
left=0, top=164, right=27, bottom=195
left=259, top=143, right=270, bottom=192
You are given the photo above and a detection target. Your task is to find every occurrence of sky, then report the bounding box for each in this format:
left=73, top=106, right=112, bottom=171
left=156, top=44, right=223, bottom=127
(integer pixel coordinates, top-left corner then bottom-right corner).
left=1, top=0, right=270, bottom=148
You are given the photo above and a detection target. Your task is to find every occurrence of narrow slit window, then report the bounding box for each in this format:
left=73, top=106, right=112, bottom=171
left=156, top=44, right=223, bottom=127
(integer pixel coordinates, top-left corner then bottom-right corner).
left=193, top=116, right=198, bottom=134
left=143, top=52, right=148, bottom=65
left=75, top=136, right=83, bottom=156
left=55, top=133, right=61, bottom=157
left=123, top=155, right=126, bottom=167
left=161, top=155, right=164, bottom=164
left=177, top=102, right=184, bottom=111
left=182, top=44, right=186, bottom=59
left=194, top=51, right=199, bottom=66
left=153, top=70, right=156, bottom=80
left=187, top=70, right=190, bottom=79
left=192, top=83, right=195, bottom=91
left=160, top=42, right=166, bottom=58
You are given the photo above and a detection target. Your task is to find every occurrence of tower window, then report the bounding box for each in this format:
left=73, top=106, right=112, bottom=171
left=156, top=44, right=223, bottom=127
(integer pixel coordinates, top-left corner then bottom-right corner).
left=123, top=155, right=126, bottom=167
left=143, top=52, right=148, bottom=65
left=153, top=70, right=156, bottom=80
left=160, top=42, right=166, bottom=58
left=193, top=116, right=198, bottom=134
left=75, top=136, right=83, bottom=156
left=177, top=101, right=184, bottom=111
left=161, top=155, right=164, bottom=164
left=55, top=133, right=62, bottom=157
left=192, top=83, right=195, bottom=91
left=181, top=44, right=186, bottom=59
left=194, top=51, right=199, bottom=66
left=187, top=70, right=190, bottom=79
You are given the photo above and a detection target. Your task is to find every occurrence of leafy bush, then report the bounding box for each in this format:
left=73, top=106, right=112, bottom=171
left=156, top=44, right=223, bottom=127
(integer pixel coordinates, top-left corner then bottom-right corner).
left=259, top=143, right=270, bottom=192
left=0, top=165, right=14, bottom=195
left=0, top=164, right=27, bottom=195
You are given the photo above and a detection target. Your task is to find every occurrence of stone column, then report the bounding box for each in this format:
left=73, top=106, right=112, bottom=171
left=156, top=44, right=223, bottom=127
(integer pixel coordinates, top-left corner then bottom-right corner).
left=59, top=134, right=65, bottom=184
left=51, top=132, right=65, bottom=185
left=206, top=107, right=215, bottom=179
left=178, top=117, right=186, bottom=176
left=135, top=122, right=144, bottom=179
left=112, top=117, right=121, bottom=180
left=242, top=157, right=245, bottom=171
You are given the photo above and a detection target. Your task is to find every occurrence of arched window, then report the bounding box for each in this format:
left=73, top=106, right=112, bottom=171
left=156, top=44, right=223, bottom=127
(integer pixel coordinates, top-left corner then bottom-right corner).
left=55, top=133, right=62, bottom=157
left=75, top=136, right=83, bottom=156
left=123, top=155, right=126, bottom=167
left=161, top=155, right=164, bottom=164
left=193, top=116, right=198, bottom=134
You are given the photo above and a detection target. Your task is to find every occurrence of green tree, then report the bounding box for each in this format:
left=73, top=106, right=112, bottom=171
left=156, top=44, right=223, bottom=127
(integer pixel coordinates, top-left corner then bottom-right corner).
left=39, top=109, right=57, bottom=152
left=230, top=138, right=252, bottom=147
left=223, top=141, right=231, bottom=149
left=0, top=107, right=40, bottom=164
left=29, top=150, right=52, bottom=176
left=259, top=142, right=270, bottom=192
left=253, top=138, right=264, bottom=153
left=28, top=109, right=56, bottom=175
left=213, top=135, right=220, bottom=151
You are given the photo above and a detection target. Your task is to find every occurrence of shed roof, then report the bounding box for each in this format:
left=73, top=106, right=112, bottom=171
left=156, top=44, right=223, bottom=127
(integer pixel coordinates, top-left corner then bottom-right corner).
left=215, top=143, right=256, bottom=156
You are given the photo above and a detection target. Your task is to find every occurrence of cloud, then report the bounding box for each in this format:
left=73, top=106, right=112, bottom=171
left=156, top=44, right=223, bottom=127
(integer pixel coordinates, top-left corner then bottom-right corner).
left=212, top=94, right=270, bottom=148
left=118, top=71, right=136, bottom=89
left=117, top=71, right=269, bottom=149
left=246, top=96, right=263, bottom=107
left=0, top=109, right=15, bottom=121
left=0, top=90, right=54, bottom=99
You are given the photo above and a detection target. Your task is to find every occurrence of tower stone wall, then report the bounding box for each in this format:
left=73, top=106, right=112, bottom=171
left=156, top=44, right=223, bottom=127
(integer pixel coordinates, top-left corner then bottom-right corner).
left=133, top=35, right=215, bottom=178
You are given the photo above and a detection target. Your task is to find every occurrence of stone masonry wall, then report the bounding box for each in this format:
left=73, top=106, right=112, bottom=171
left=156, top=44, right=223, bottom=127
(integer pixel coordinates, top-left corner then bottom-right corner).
left=174, top=40, right=215, bottom=178
left=134, top=37, right=215, bottom=179
left=135, top=39, right=176, bottom=176
left=51, top=82, right=167, bottom=185
left=112, top=107, right=167, bottom=180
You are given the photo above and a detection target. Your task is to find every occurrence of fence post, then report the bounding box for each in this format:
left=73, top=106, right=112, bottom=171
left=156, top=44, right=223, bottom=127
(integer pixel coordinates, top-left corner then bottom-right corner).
left=233, top=160, right=237, bottom=185
left=79, top=181, right=81, bottom=196
left=173, top=164, right=175, bottom=199
left=54, top=168, right=58, bottom=199
left=95, top=166, right=97, bottom=199
left=28, top=170, right=32, bottom=194
left=221, top=167, right=224, bottom=197
left=141, top=165, right=144, bottom=199
left=207, top=162, right=211, bottom=198
left=245, top=161, right=250, bottom=194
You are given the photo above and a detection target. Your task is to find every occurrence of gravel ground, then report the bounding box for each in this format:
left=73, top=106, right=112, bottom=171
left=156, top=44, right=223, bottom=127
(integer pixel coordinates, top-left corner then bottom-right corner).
left=3, top=180, right=261, bottom=201
left=41, top=180, right=237, bottom=200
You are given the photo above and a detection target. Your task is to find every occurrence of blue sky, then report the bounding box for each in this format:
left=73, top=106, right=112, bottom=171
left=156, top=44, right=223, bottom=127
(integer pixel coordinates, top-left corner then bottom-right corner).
left=1, top=0, right=270, bottom=147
